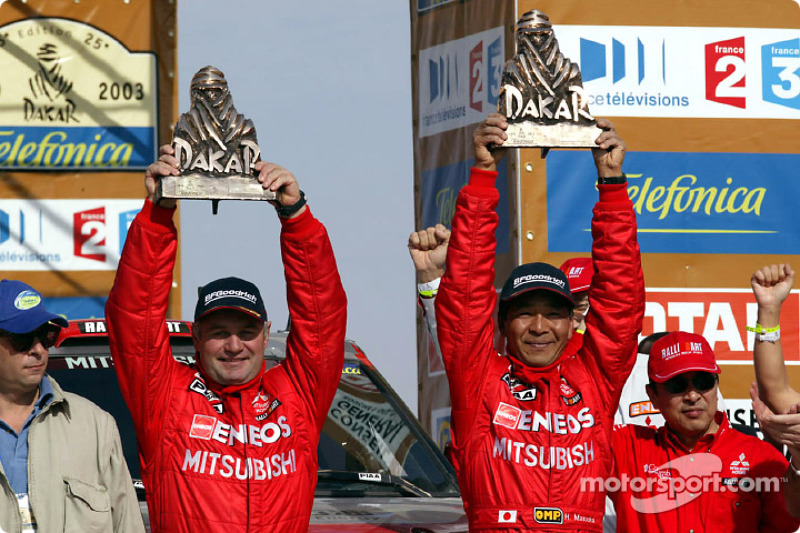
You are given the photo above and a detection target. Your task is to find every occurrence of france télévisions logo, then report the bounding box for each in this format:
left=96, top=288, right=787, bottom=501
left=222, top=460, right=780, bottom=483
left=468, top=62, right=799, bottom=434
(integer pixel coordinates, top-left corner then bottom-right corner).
left=705, top=37, right=746, bottom=109
left=580, top=37, right=666, bottom=85
left=762, top=38, right=800, bottom=111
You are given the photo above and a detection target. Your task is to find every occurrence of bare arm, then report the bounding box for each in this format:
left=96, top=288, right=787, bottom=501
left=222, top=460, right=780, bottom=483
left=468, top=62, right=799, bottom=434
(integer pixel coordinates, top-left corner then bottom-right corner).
left=750, top=264, right=800, bottom=411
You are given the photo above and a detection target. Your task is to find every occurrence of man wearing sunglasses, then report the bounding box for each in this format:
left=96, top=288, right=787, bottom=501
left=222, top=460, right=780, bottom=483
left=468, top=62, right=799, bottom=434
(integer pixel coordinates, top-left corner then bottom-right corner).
left=609, top=330, right=799, bottom=532
left=0, top=280, right=144, bottom=533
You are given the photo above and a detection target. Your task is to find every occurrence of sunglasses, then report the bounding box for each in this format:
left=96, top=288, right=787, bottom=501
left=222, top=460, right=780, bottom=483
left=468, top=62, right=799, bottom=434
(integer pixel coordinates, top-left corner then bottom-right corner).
left=663, top=372, right=717, bottom=395
left=0, top=326, right=60, bottom=352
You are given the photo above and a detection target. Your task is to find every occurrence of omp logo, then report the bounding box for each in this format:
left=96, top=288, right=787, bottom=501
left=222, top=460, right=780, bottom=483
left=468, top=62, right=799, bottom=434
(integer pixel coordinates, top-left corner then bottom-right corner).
left=762, top=38, right=800, bottom=111
left=580, top=37, right=666, bottom=85
left=493, top=402, right=521, bottom=429
left=73, top=207, right=106, bottom=262
left=534, top=507, right=563, bottom=524
left=189, top=414, right=217, bottom=440
left=705, top=37, right=746, bottom=109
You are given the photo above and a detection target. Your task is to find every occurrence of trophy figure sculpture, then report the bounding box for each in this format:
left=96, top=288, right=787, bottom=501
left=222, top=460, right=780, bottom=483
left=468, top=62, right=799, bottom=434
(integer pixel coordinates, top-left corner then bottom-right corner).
left=155, top=66, right=275, bottom=213
left=499, top=10, right=600, bottom=150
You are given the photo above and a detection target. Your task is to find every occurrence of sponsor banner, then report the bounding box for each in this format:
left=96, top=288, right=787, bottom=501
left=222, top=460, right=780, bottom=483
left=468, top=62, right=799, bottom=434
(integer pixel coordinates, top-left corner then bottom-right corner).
left=0, top=17, right=157, bottom=169
left=421, top=158, right=510, bottom=254
left=546, top=151, right=800, bottom=255
left=0, top=199, right=141, bottom=270
left=642, top=288, right=800, bottom=363
left=418, top=26, right=504, bottom=137
left=42, top=296, right=105, bottom=320
left=553, top=25, right=800, bottom=118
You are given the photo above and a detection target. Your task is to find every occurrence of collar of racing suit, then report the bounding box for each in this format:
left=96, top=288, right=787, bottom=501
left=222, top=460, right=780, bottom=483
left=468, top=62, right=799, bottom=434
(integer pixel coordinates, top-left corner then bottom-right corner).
left=507, top=348, right=569, bottom=388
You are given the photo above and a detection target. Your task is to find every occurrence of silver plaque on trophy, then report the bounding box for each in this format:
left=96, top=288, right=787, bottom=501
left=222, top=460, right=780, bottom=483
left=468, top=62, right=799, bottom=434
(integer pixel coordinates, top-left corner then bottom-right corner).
left=499, top=10, right=601, bottom=149
left=155, top=66, right=275, bottom=209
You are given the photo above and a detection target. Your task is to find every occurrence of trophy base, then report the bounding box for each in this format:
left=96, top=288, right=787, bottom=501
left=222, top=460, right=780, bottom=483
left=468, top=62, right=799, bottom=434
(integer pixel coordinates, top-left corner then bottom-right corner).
left=503, top=122, right=602, bottom=148
left=155, top=174, right=277, bottom=203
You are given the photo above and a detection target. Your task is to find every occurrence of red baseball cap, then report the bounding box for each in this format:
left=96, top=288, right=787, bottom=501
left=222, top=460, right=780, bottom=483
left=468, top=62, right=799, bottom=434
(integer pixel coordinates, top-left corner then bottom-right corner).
left=559, top=257, right=593, bottom=294
left=647, top=331, right=721, bottom=383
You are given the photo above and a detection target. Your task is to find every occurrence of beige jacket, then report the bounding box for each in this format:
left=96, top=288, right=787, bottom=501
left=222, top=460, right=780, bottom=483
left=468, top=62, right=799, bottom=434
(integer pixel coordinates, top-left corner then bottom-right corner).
left=0, top=375, right=145, bottom=533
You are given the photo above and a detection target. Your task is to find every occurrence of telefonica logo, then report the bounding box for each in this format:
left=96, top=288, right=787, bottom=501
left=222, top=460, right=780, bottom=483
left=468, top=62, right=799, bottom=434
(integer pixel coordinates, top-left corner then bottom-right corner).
left=627, top=173, right=765, bottom=220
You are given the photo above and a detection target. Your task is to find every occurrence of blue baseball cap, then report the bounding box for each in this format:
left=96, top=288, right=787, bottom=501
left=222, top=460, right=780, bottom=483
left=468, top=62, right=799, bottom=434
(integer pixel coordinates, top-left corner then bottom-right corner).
left=0, top=280, right=68, bottom=333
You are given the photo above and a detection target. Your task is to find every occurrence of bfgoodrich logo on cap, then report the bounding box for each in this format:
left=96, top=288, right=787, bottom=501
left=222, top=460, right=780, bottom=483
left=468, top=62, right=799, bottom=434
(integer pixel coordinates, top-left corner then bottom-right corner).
left=204, top=289, right=258, bottom=305
left=513, top=274, right=566, bottom=289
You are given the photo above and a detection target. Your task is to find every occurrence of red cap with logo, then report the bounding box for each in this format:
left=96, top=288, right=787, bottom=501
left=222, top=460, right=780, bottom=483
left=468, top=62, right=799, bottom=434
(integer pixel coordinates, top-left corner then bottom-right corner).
left=559, top=257, right=593, bottom=294
left=647, top=331, right=721, bottom=383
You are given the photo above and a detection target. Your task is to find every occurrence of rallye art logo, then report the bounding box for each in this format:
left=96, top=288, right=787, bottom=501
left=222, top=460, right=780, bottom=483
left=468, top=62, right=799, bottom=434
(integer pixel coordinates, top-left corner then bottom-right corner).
left=0, top=18, right=157, bottom=170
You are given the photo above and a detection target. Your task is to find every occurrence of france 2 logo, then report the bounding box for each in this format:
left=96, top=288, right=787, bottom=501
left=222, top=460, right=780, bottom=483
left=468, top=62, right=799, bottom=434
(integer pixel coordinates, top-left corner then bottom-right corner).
left=73, top=207, right=106, bottom=262
left=705, top=36, right=746, bottom=109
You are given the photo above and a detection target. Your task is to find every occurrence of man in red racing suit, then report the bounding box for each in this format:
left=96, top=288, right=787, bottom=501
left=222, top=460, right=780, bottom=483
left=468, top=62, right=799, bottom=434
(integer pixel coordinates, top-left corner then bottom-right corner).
left=434, top=113, right=644, bottom=532
left=106, top=147, right=346, bottom=532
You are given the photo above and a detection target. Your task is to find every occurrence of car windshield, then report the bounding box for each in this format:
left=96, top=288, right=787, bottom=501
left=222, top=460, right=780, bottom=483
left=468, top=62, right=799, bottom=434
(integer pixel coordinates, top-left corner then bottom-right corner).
left=47, top=345, right=459, bottom=499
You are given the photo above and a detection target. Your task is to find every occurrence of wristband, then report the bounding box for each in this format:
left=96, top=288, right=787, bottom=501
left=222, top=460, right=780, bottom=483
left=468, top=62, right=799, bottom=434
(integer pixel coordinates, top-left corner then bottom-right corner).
left=275, top=190, right=306, bottom=218
left=418, top=278, right=441, bottom=299
left=747, top=323, right=781, bottom=343
left=597, top=174, right=627, bottom=185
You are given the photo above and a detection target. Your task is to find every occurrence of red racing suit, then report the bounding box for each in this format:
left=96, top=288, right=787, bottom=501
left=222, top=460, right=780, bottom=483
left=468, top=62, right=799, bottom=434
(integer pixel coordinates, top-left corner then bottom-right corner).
left=436, top=168, right=644, bottom=532
left=106, top=200, right=347, bottom=532
left=611, top=412, right=800, bottom=532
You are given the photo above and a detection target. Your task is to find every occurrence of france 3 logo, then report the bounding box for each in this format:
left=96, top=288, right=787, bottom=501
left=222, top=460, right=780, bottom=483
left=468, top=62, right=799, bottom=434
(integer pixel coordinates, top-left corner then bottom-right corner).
left=705, top=35, right=800, bottom=111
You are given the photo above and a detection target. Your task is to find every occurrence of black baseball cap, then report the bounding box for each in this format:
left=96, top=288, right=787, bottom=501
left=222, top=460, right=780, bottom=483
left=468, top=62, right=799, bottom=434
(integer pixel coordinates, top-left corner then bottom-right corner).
left=500, top=262, right=574, bottom=307
left=194, top=277, right=268, bottom=322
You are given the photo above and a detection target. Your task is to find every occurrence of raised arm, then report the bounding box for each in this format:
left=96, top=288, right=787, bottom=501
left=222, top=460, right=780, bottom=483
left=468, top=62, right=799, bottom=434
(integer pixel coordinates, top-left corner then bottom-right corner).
left=408, top=225, right=450, bottom=348
left=263, top=162, right=347, bottom=431
left=106, top=145, right=181, bottom=463
left=436, top=114, right=506, bottom=425
left=580, top=120, right=645, bottom=413
left=751, top=263, right=800, bottom=412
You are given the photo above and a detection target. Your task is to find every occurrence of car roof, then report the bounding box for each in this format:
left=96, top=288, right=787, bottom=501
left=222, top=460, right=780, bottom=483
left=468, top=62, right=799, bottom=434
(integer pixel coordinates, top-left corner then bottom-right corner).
left=52, top=318, right=372, bottom=367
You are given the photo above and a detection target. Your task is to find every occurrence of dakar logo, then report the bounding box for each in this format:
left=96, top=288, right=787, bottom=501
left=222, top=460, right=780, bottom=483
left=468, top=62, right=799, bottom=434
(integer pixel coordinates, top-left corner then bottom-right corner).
left=23, top=43, right=79, bottom=123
